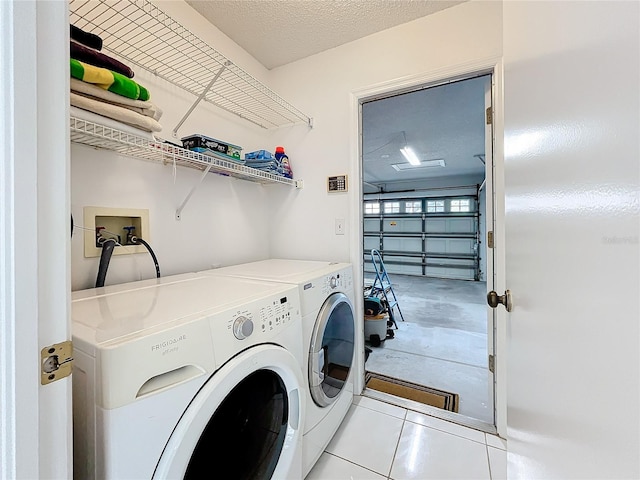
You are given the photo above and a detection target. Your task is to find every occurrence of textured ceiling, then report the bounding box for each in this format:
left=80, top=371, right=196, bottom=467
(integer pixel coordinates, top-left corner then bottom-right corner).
left=185, top=0, right=466, bottom=69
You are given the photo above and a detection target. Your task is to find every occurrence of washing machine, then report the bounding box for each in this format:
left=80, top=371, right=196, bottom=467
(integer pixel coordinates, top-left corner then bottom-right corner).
left=71, top=272, right=305, bottom=480
left=199, top=259, right=356, bottom=476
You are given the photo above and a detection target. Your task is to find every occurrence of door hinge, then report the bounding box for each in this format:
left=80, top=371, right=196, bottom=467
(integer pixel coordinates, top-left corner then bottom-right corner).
left=489, top=354, right=495, bottom=373
left=41, top=340, right=73, bottom=385
left=487, top=231, right=494, bottom=249
left=486, top=106, right=493, bottom=125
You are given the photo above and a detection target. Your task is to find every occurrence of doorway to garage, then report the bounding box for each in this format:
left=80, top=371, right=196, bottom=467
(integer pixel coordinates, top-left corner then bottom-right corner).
left=360, top=73, right=495, bottom=428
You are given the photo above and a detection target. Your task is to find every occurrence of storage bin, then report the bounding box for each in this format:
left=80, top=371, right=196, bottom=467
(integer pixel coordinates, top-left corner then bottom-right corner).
left=364, top=313, right=388, bottom=346
left=181, top=133, right=242, bottom=159
left=190, top=146, right=245, bottom=164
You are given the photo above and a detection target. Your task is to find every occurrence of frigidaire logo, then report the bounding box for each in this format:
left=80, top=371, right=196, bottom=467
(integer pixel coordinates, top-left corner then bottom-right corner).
left=151, top=334, right=187, bottom=352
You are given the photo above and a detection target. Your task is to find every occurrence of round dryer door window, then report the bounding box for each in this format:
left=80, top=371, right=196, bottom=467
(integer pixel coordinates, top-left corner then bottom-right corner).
left=154, top=345, right=303, bottom=480
left=309, top=292, right=355, bottom=407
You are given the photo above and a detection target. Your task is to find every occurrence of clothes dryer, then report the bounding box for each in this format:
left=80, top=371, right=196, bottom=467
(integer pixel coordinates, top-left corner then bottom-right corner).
left=199, top=260, right=356, bottom=476
left=71, top=272, right=305, bottom=480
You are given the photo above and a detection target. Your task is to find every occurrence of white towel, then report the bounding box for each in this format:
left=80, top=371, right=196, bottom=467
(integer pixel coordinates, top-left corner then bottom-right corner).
left=70, top=105, right=157, bottom=141
left=71, top=92, right=163, bottom=133
left=70, top=77, right=163, bottom=120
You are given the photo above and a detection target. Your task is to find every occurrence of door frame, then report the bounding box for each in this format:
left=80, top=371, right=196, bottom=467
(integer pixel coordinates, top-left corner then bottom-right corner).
left=0, top=1, right=71, bottom=477
left=349, top=57, right=506, bottom=436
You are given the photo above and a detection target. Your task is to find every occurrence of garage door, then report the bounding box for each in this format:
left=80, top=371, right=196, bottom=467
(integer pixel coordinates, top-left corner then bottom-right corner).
left=363, top=196, right=479, bottom=280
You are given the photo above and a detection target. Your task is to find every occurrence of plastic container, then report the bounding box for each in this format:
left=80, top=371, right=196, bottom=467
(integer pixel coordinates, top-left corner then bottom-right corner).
left=190, top=147, right=245, bottom=164
left=274, top=146, right=293, bottom=179
left=181, top=134, right=242, bottom=160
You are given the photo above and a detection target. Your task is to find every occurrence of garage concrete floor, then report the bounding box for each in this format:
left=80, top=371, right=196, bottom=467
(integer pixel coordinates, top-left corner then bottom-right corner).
left=364, top=274, right=494, bottom=426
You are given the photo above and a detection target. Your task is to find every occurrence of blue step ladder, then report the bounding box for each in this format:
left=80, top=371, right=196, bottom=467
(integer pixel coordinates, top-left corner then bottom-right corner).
left=368, top=249, right=405, bottom=327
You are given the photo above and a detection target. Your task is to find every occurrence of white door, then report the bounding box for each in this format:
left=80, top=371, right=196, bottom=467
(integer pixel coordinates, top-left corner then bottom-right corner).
left=0, top=1, right=71, bottom=478
left=504, top=1, right=639, bottom=478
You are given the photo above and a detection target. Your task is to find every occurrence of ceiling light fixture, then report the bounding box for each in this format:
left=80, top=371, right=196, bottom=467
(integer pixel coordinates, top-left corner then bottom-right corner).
left=391, top=159, right=445, bottom=171
left=400, top=131, right=421, bottom=166
left=400, top=146, right=421, bottom=166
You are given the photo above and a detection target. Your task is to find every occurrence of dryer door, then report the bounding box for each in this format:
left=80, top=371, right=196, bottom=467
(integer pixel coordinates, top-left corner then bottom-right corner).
left=153, top=344, right=304, bottom=480
left=309, top=292, right=356, bottom=407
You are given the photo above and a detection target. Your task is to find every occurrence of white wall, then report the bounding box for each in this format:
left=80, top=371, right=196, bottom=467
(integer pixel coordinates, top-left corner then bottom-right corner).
left=504, top=1, right=639, bottom=478
left=70, top=1, right=307, bottom=290
left=267, top=0, right=502, bottom=264
left=70, top=1, right=502, bottom=289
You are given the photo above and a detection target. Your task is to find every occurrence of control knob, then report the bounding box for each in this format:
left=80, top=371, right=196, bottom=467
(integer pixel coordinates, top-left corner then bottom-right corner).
left=329, top=276, right=337, bottom=289
left=233, top=316, right=254, bottom=340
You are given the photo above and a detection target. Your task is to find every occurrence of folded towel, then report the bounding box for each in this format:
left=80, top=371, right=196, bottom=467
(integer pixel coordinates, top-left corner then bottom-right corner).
left=71, top=24, right=102, bottom=51
left=70, top=105, right=157, bottom=141
left=70, top=78, right=162, bottom=120
left=71, top=42, right=134, bottom=78
left=70, top=92, right=162, bottom=133
left=70, top=59, right=150, bottom=101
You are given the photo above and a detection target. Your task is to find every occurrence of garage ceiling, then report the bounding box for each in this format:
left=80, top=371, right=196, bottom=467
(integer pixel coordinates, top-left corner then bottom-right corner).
left=362, top=75, right=488, bottom=188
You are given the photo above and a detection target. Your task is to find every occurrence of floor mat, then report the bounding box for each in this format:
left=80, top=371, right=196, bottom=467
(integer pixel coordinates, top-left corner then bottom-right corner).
left=365, top=371, right=459, bottom=412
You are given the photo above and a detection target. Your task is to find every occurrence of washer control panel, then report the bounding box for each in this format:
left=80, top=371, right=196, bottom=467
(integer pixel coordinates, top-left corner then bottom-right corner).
left=224, top=292, right=298, bottom=341
left=321, top=270, right=352, bottom=295
left=258, top=296, right=293, bottom=334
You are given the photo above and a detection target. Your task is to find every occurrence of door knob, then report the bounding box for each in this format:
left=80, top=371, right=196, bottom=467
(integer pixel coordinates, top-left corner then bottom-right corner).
left=487, top=290, right=513, bottom=312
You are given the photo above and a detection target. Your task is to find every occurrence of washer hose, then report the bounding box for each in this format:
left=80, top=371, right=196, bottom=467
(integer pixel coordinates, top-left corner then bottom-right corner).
left=95, top=238, right=117, bottom=288
left=132, top=236, right=161, bottom=278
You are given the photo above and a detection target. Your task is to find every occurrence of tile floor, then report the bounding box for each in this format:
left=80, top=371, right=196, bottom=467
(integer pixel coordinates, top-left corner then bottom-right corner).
left=305, top=395, right=506, bottom=480
left=363, top=274, right=493, bottom=425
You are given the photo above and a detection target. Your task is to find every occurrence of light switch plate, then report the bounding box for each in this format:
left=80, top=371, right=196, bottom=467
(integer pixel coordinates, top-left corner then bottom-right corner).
left=328, top=175, right=348, bottom=193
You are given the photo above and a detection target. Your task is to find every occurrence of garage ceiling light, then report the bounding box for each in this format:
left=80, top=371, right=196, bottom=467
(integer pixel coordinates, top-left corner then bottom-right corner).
left=391, top=159, right=446, bottom=171
left=399, top=146, right=421, bottom=165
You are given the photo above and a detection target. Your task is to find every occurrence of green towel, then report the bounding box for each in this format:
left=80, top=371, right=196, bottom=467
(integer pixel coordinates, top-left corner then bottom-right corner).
left=70, top=58, right=149, bottom=101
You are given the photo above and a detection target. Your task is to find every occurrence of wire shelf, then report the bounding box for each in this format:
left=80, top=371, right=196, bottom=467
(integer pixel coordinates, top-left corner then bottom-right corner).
left=69, top=0, right=311, bottom=129
left=70, top=116, right=302, bottom=187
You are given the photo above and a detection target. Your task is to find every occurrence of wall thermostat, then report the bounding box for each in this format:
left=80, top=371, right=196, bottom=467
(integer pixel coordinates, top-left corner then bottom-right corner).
left=328, top=175, right=348, bottom=193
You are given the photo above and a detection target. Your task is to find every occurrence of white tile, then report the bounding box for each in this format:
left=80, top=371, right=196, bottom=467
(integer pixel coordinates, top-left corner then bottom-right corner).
left=305, top=452, right=387, bottom=480
left=488, top=446, right=507, bottom=480
left=485, top=433, right=507, bottom=450
left=325, top=404, right=404, bottom=477
left=354, top=395, right=407, bottom=419
left=390, top=421, right=490, bottom=480
left=405, top=411, right=486, bottom=444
